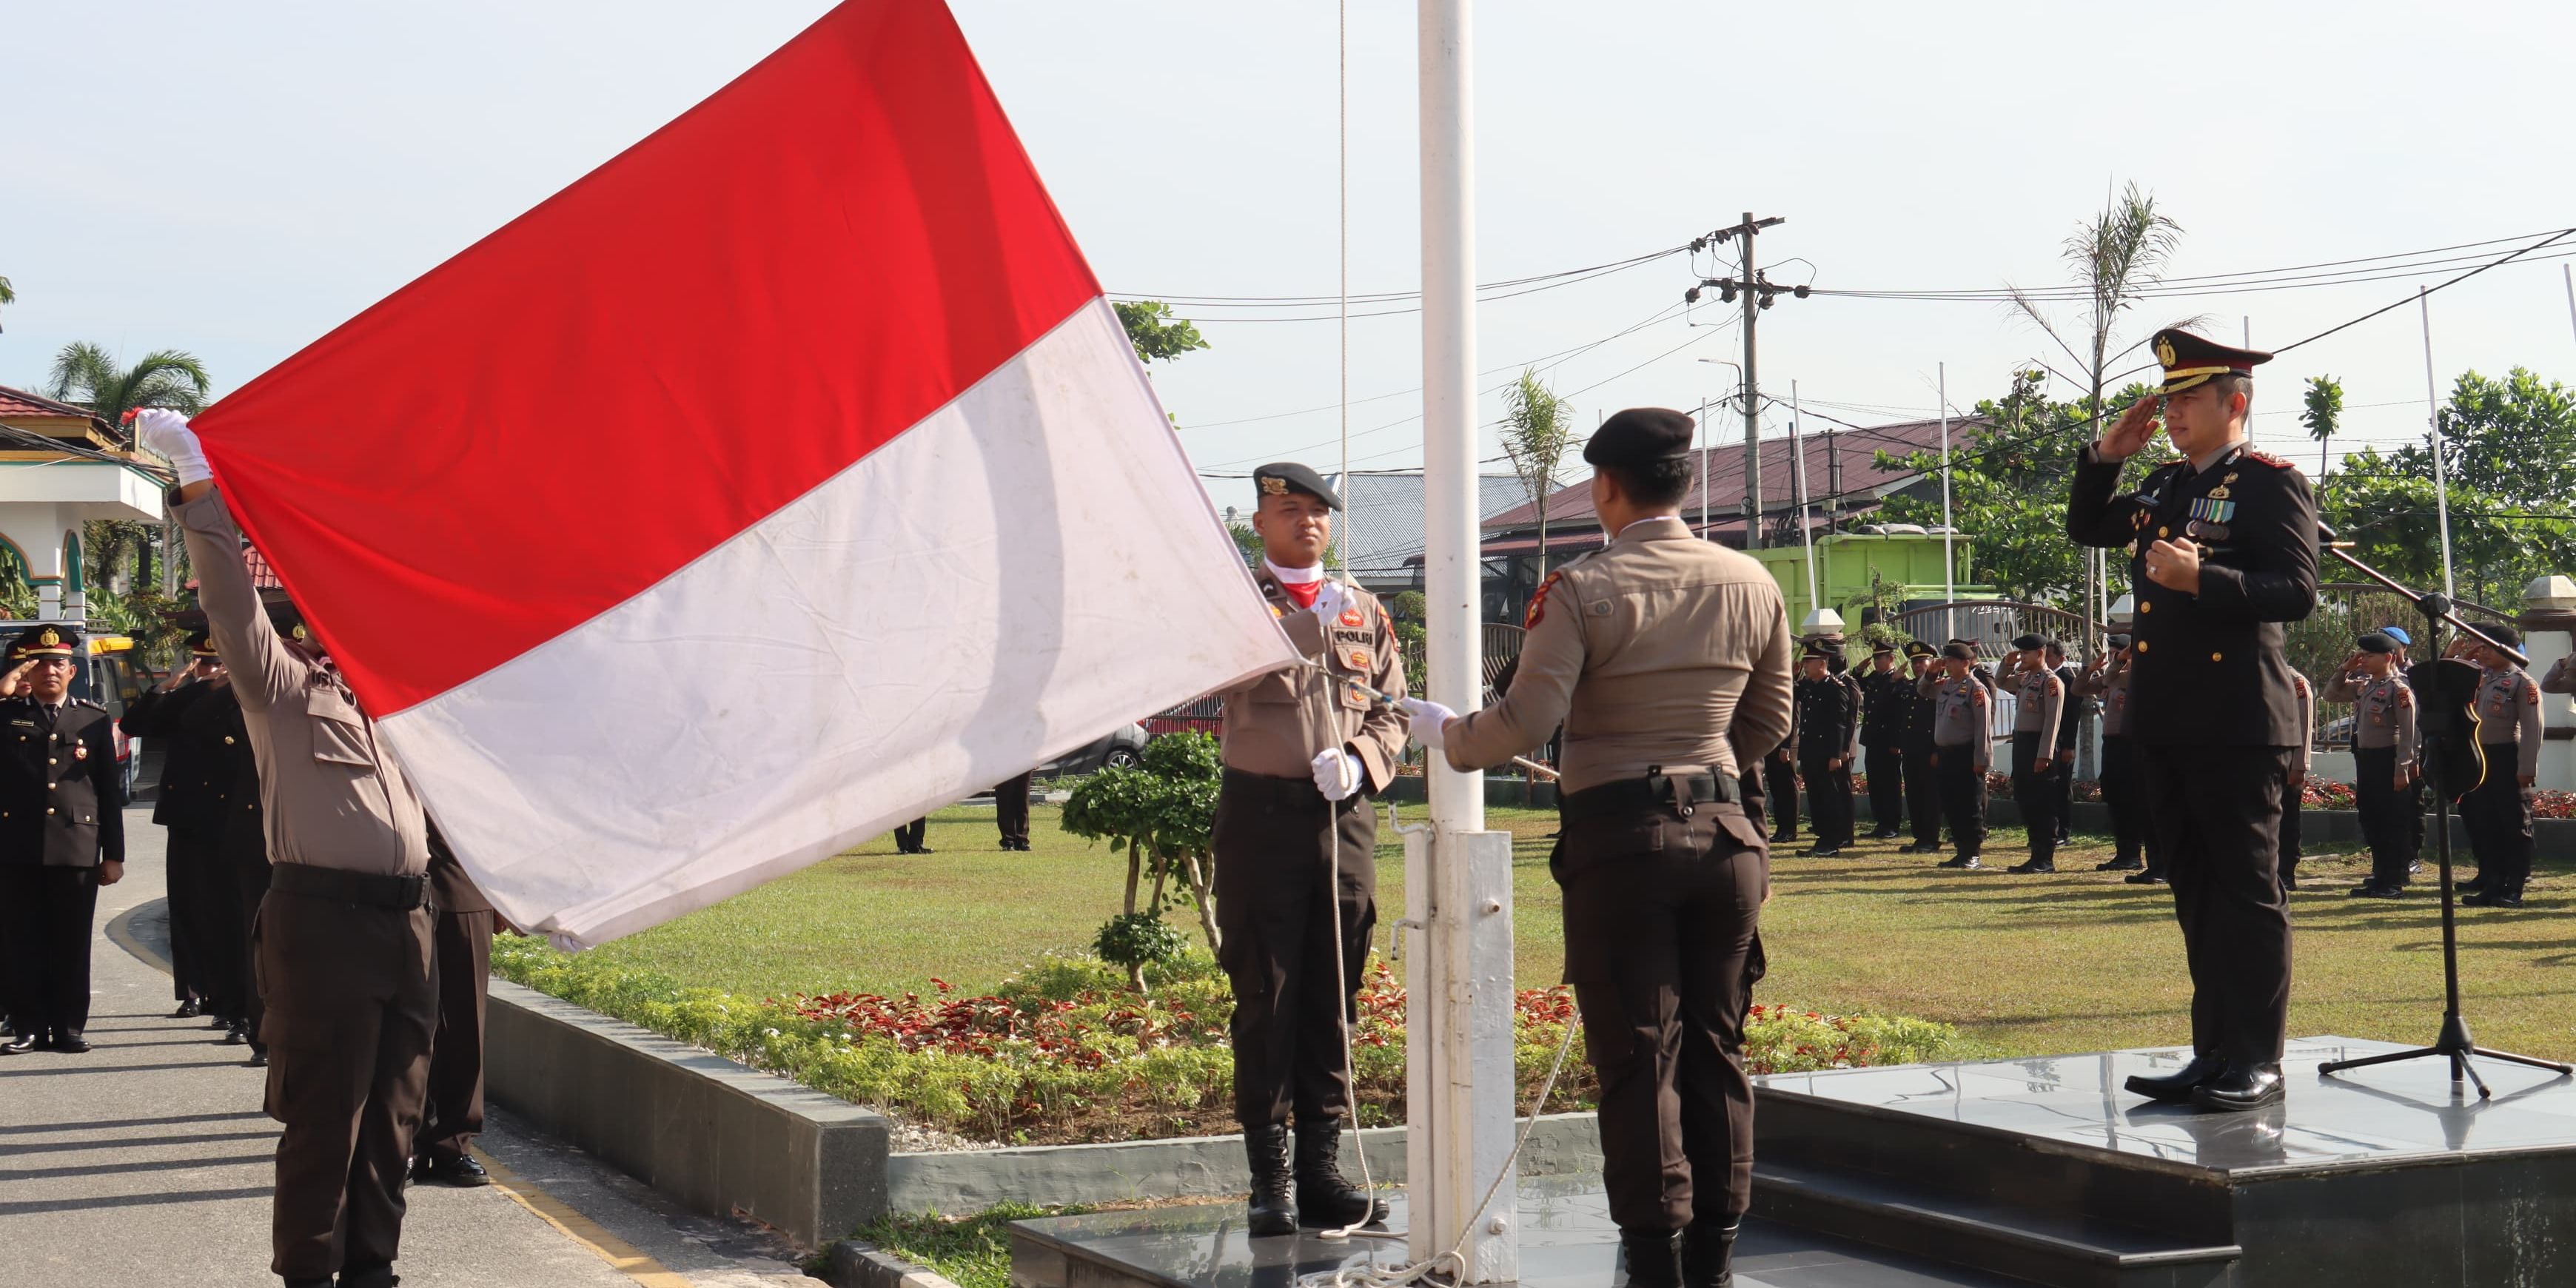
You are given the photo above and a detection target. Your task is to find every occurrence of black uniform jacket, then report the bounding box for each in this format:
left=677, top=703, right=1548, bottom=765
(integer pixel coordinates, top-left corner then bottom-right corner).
left=2067, top=441, right=2318, bottom=747
left=0, top=695, right=126, bottom=867
left=1858, top=668, right=1911, bottom=748
left=123, top=682, right=232, bottom=833
left=1794, top=674, right=1856, bottom=760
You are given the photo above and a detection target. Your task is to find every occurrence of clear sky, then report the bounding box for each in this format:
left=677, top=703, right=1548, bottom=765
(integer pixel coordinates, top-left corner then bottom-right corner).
left=7, top=1, right=2572, bottom=519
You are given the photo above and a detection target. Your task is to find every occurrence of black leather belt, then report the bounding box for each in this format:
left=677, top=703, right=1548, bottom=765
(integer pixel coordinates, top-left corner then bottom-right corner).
left=269, top=862, right=429, bottom=910
left=1560, top=769, right=1739, bottom=822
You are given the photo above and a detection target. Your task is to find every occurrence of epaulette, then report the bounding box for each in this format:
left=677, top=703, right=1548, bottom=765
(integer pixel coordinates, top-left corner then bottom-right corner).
left=1524, top=570, right=1566, bottom=628
left=2245, top=450, right=2301, bottom=472
left=70, top=697, right=104, bottom=711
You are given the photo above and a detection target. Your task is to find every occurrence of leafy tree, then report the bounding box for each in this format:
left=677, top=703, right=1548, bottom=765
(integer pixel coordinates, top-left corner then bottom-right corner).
left=2301, top=375, right=2344, bottom=489
left=1115, top=301, right=1210, bottom=365
left=1060, top=731, right=1224, bottom=991
left=0, top=275, right=14, bottom=308
left=1386, top=591, right=1429, bottom=697
left=1500, top=368, right=1575, bottom=582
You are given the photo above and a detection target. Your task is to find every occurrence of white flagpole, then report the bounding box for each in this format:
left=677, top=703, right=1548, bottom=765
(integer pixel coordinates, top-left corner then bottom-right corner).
left=1939, top=361, right=1955, bottom=639
left=2420, top=286, right=2455, bottom=598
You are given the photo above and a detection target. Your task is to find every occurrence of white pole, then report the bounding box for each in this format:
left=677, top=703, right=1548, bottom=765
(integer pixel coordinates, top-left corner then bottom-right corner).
left=2420, top=286, right=2455, bottom=598
left=1335, top=0, right=1349, bottom=572
left=1412, top=4, right=1515, bottom=1282
left=2241, top=317, right=2253, bottom=446
left=1792, top=380, right=1817, bottom=614
left=1939, top=361, right=1955, bottom=640
left=1697, top=397, right=1710, bottom=537
left=2564, top=264, right=2576, bottom=349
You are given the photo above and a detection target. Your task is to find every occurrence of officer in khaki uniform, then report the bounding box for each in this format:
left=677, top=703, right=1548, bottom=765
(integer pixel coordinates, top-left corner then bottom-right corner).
left=2461, top=625, right=2543, bottom=907
left=1406, top=409, right=1793, bottom=1288
left=2002, top=634, right=2065, bottom=873
left=1899, top=641, right=1945, bottom=853
left=2067, top=329, right=2318, bottom=1113
left=2075, top=639, right=2147, bottom=874
left=139, top=409, right=436, bottom=1288
left=1210, top=462, right=1406, bottom=1238
left=0, top=625, right=127, bottom=1055
left=1922, top=642, right=1993, bottom=870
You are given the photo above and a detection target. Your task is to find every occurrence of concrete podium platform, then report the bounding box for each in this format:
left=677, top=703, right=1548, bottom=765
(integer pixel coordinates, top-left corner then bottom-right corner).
left=1011, top=1036, right=2576, bottom=1287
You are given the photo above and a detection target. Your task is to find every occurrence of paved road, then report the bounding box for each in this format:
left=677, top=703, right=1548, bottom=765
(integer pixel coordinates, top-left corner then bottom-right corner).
left=0, top=805, right=814, bottom=1288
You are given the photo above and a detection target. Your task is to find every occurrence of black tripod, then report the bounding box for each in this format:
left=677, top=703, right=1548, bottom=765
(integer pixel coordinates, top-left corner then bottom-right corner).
left=2313, top=529, right=2572, bottom=1097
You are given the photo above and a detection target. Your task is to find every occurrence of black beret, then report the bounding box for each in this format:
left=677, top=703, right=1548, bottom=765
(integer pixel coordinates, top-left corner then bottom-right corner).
left=1941, top=642, right=1974, bottom=661
left=2009, top=632, right=2044, bottom=651
left=1583, top=407, right=1695, bottom=468
left=1903, top=640, right=1936, bottom=660
left=2475, top=623, right=2521, bottom=650
left=2356, top=632, right=2397, bottom=654
left=1252, top=463, right=1344, bottom=511
left=12, top=623, right=79, bottom=660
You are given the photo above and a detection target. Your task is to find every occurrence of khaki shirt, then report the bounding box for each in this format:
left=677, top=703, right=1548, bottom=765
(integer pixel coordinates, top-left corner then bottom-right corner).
left=1217, top=571, right=1408, bottom=791
left=2475, top=664, right=2543, bottom=777
left=176, top=490, right=430, bottom=876
left=1919, top=669, right=1992, bottom=766
left=2074, top=651, right=2130, bottom=738
left=2326, top=671, right=2415, bottom=766
left=1443, top=519, right=1793, bottom=793
left=2010, top=668, right=2063, bottom=747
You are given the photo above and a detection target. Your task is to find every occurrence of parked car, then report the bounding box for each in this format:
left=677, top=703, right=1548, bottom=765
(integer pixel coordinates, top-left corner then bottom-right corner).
left=1033, top=722, right=1150, bottom=779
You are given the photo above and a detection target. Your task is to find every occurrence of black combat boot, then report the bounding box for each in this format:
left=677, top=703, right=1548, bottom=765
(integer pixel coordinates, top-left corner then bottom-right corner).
left=1245, top=1124, right=1297, bottom=1236
left=1620, top=1230, right=1685, bottom=1288
left=1683, top=1217, right=1739, bottom=1288
left=1293, top=1121, right=1387, bottom=1229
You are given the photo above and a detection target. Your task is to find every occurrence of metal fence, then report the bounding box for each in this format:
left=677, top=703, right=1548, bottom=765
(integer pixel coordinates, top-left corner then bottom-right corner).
left=2298, top=583, right=2515, bottom=750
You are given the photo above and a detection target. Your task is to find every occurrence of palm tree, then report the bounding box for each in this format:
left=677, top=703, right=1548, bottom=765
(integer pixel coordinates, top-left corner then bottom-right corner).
left=2301, top=375, right=2344, bottom=492
left=0, top=275, right=14, bottom=332
left=45, top=341, right=213, bottom=598
left=1500, top=368, right=1575, bottom=586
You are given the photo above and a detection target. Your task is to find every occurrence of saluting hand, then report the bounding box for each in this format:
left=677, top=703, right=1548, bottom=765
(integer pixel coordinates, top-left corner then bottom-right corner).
left=2096, top=395, right=2161, bottom=462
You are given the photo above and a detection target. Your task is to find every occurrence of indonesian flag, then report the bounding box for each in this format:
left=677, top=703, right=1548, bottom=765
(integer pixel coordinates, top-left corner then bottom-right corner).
left=187, top=0, right=1295, bottom=947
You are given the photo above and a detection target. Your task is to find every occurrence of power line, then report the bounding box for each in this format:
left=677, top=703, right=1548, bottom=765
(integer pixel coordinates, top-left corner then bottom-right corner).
left=1114, top=244, right=1685, bottom=306
left=1810, top=227, right=2576, bottom=303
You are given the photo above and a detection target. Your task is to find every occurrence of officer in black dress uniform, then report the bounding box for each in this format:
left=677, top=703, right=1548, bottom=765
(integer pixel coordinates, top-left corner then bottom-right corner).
left=2067, top=328, right=2318, bottom=1113
left=1858, top=643, right=1911, bottom=840
left=1899, top=641, right=1944, bottom=853
left=0, top=625, right=127, bottom=1055
left=1795, top=642, right=1856, bottom=856
left=120, top=633, right=255, bottom=1042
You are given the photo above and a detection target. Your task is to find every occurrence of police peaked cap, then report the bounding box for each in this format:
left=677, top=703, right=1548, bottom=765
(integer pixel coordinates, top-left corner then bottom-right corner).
left=12, top=623, right=78, bottom=660
left=1583, top=407, right=1695, bottom=467
left=1902, top=640, right=1936, bottom=660
left=1801, top=639, right=1835, bottom=660
left=2152, top=328, right=2272, bottom=396
left=1871, top=640, right=1896, bottom=655
left=1252, top=463, right=1344, bottom=511
left=187, top=631, right=218, bottom=658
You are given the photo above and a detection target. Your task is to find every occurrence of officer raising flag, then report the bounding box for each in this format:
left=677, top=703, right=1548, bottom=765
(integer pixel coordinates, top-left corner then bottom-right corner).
left=1406, top=408, right=1792, bottom=1288
left=2068, top=327, right=2319, bottom=1113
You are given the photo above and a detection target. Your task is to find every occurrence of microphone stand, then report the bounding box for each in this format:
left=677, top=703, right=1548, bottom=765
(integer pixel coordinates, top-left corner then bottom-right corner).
left=2312, top=528, right=2572, bottom=1096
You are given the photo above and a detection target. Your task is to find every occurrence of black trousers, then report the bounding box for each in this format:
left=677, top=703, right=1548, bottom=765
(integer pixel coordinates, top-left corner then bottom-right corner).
left=232, top=852, right=273, bottom=1055
left=1902, top=742, right=1942, bottom=848
left=995, top=771, right=1033, bottom=845
left=1557, top=800, right=1765, bottom=1234
left=1762, top=756, right=1799, bottom=838
left=2140, top=743, right=2294, bottom=1064
left=893, top=817, right=928, bottom=851
left=170, top=824, right=249, bottom=1019
left=2461, top=746, right=2534, bottom=896
left=2051, top=739, right=2077, bottom=841
left=2351, top=748, right=2420, bottom=888
left=1799, top=752, right=1854, bottom=847
left=1, top=865, right=99, bottom=1039
left=2101, top=736, right=2144, bottom=863
left=1935, top=747, right=1987, bottom=855
left=419, top=909, right=493, bottom=1163
left=2280, top=796, right=2303, bottom=888
left=255, top=885, right=436, bottom=1281
left=2010, top=732, right=2057, bottom=866
left=1862, top=742, right=1904, bottom=833
left=1212, top=769, right=1375, bottom=1128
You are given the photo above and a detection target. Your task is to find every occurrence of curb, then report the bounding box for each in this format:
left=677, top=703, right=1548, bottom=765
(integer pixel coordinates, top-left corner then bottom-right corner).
left=817, top=1239, right=962, bottom=1288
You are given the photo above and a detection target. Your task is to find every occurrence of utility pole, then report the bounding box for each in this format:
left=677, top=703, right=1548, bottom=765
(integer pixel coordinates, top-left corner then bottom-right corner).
left=1686, top=213, right=1804, bottom=547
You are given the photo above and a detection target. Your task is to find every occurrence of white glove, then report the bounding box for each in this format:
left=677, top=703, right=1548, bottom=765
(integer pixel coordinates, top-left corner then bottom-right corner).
left=1311, top=747, right=1364, bottom=802
left=1398, top=697, right=1458, bottom=748
left=131, top=408, right=212, bottom=486
left=1310, top=579, right=1349, bottom=626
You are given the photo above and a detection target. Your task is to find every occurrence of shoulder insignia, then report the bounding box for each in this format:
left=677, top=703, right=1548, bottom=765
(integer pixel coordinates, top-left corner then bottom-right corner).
left=1971, top=689, right=1987, bottom=705
left=1525, top=571, right=1564, bottom=628
left=2397, top=687, right=2413, bottom=707
left=2246, top=450, right=2300, bottom=472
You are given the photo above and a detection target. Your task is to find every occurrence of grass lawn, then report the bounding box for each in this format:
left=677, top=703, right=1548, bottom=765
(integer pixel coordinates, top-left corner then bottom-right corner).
left=574, top=799, right=2576, bottom=1064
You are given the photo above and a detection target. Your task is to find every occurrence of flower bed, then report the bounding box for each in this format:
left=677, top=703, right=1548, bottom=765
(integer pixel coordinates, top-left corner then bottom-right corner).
left=492, top=941, right=1982, bottom=1147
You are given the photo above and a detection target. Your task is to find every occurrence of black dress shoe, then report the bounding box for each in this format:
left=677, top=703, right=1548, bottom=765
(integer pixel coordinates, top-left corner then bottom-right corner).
left=2124, top=1052, right=2227, bottom=1103
left=1683, top=1217, right=1738, bottom=1288
left=415, top=1153, right=492, bottom=1187
left=2463, top=890, right=2525, bottom=908
left=2, top=1032, right=37, bottom=1055
left=2351, top=882, right=2404, bottom=899
left=2191, top=1061, right=2286, bottom=1112
left=172, top=999, right=201, bottom=1019
left=2097, top=856, right=2144, bottom=871
left=1939, top=853, right=1981, bottom=870
left=52, top=1031, right=91, bottom=1054
left=2005, top=859, right=2056, bottom=874
left=223, top=1022, right=250, bottom=1045
left=1801, top=845, right=1841, bottom=858
left=248, top=1049, right=269, bottom=1068
left=209, top=1013, right=233, bottom=1029
left=1869, top=826, right=1903, bottom=839
left=2124, top=871, right=2165, bottom=885
left=338, top=1261, right=400, bottom=1288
